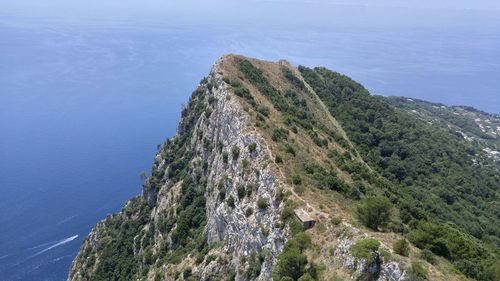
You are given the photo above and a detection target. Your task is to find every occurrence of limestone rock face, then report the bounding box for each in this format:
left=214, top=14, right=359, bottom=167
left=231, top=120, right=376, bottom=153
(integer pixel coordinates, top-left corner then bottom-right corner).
left=162, top=61, right=287, bottom=280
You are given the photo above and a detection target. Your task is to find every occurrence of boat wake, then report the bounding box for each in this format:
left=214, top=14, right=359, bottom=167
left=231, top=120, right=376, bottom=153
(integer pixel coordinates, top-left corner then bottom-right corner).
left=30, top=235, right=79, bottom=258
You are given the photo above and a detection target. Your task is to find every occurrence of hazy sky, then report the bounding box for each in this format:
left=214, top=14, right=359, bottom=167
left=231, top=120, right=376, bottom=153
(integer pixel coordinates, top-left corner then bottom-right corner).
left=2, top=0, right=499, bottom=25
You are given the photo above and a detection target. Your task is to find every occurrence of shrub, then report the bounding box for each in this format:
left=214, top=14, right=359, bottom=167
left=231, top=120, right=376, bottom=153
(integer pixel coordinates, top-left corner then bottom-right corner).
left=228, top=268, right=236, bottom=281
left=222, top=152, right=228, bottom=164
left=272, top=127, right=289, bottom=142
left=419, top=249, right=436, bottom=265
left=273, top=231, right=312, bottom=280
left=357, top=196, right=392, bottom=230
left=248, top=142, right=257, bottom=153
left=273, top=246, right=308, bottom=280
left=182, top=267, right=192, bottom=279
left=227, top=195, right=235, bottom=208
left=245, top=251, right=263, bottom=279
left=246, top=207, right=254, bottom=217
left=292, top=175, right=302, bottom=185
left=275, top=154, right=283, bottom=164
left=284, top=144, right=296, bottom=156
left=292, top=233, right=312, bottom=251
left=281, top=205, right=295, bottom=221
left=242, top=158, right=249, bottom=169
left=246, top=184, right=255, bottom=197
left=407, top=261, right=427, bottom=281
left=289, top=218, right=304, bottom=236
left=331, top=217, right=342, bottom=226
left=257, top=197, right=268, bottom=210
left=208, top=96, right=217, bottom=104
left=393, top=239, right=410, bottom=257
left=232, top=146, right=240, bottom=160
left=282, top=67, right=305, bottom=90
left=257, top=105, right=270, bottom=117
left=218, top=187, right=226, bottom=200
left=233, top=85, right=256, bottom=106
left=237, top=184, right=246, bottom=199
left=298, top=273, right=315, bottom=281
left=351, top=239, right=380, bottom=259
left=275, top=188, right=285, bottom=203
left=205, top=254, right=217, bottom=263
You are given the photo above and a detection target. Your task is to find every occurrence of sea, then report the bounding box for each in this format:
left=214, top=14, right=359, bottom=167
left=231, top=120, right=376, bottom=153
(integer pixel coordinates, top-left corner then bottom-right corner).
left=1, top=1, right=499, bottom=280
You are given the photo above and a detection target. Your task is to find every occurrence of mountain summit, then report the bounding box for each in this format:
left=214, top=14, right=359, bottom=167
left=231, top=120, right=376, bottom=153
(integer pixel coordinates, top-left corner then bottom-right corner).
left=69, top=55, right=499, bottom=281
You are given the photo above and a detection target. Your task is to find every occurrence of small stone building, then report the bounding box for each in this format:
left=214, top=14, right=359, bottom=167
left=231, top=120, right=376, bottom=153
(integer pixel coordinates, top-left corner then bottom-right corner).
left=294, top=209, right=316, bottom=229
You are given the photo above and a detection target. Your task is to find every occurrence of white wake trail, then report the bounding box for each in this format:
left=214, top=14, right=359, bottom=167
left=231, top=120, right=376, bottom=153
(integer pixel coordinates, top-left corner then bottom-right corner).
left=31, top=235, right=79, bottom=257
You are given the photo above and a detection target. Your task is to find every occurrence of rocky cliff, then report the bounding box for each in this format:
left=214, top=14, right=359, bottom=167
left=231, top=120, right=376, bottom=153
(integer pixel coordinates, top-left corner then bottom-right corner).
left=69, top=55, right=495, bottom=281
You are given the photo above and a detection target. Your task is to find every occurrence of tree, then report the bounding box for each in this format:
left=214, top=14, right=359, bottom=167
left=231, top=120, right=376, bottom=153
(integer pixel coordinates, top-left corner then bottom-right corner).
left=273, top=248, right=308, bottom=280
left=357, top=197, right=392, bottom=230
left=351, top=238, right=380, bottom=259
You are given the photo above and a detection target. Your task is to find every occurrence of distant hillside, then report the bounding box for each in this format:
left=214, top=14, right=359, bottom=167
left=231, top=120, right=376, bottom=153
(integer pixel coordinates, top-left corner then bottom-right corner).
left=384, top=96, right=500, bottom=163
left=69, top=55, right=499, bottom=281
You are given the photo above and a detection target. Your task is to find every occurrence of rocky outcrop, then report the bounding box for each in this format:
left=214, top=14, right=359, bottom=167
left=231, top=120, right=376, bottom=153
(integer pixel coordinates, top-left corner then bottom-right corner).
left=69, top=55, right=418, bottom=281
left=146, top=60, right=287, bottom=280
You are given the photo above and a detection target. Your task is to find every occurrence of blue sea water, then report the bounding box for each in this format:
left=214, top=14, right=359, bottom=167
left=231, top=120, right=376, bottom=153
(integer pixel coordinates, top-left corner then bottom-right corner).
left=1, top=2, right=499, bottom=280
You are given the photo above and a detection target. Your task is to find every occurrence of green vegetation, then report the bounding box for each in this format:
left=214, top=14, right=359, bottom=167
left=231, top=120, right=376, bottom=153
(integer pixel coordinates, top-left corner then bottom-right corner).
left=257, top=105, right=270, bottom=117
left=284, top=144, right=296, bottom=156
left=226, top=77, right=256, bottom=106
left=170, top=177, right=207, bottom=248
left=244, top=251, right=264, bottom=279
left=419, top=249, right=436, bottom=265
left=393, top=239, right=410, bottom=257
left=303, top=162, right=347, bottom=192
left=408, top=221, right=498, bottom=279
left=272, top=127, right=289, bottom=142
left=248, top=142, right=257, bottom=153
left=89, top=198, right=151, bottom=281
left=273, top=232, right=318, bottom=281
left=351, top=238, right=380, bottom=259
left=235, top=59, right=327, bottom=148
left=237, top=184, right=246, bottom=199
left=275, top=154, right=283, bottom=164
left=292, top=175, right=302, bottom=185
left=227, top=195, right=235, bottom=208
left=257, top=197, right=268, bottom=209
left=407, top=261, right=428, bottom=281
left=300, top=66, right=500, bottom=279
left=246, top=207, right=254, bottom=217
left=356, top=197, right=392, bottom=231
left=232, top=146, right=240, bottom=160
left=282, top=67, right=306, bottom=90
left=330, top=217, right=342, bottom=226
